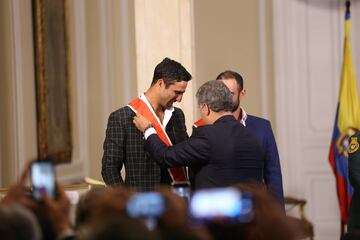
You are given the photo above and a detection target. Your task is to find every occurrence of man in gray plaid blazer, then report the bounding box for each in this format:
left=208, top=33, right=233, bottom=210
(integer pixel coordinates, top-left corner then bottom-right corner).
left=101, top=58, right=192, bottom=191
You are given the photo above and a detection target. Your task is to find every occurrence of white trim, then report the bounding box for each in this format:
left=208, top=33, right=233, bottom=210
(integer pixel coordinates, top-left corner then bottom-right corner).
left=10, top=0, right=25, bottom=179
left=177, top=0, right=196, bottom=130
left=134, top=0, right=149, bottom=95
left=272, top=1, right=345, bottom=238
left=56, top=162, right=86, bottom=184
left=73, top=0, right=89, bottom=178
left=258, top=0, right=269, bottom=118
left=99, top=1, right=113, bottom=122
left=189, top=0, right=197, bottom=122
left=272, top=0, right=294, bottom=195
left=55, top=0, right=89, bottom=182
left=56, top=158, right=86, bottom=183
left=120, top=0, right=132, bottom=103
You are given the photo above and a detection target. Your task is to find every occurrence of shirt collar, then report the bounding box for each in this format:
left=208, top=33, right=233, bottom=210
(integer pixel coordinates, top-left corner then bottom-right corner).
left=139, top=93, right=174, bottom=128
left=239, top=107, right=247, bottom=126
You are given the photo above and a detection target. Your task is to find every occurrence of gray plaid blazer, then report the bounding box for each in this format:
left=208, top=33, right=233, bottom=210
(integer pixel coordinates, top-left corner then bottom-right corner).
left=101, top=106, right=188, bottom=191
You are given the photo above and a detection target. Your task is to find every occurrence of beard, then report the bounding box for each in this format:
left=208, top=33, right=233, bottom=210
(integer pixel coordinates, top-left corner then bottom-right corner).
left=232, top=98, right=240, bottom=112
left=166, top=100, right=175, bottom=109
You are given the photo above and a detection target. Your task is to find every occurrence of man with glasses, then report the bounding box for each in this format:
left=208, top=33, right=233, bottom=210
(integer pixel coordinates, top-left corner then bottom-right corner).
left=133, top=80, right=264, bottom=189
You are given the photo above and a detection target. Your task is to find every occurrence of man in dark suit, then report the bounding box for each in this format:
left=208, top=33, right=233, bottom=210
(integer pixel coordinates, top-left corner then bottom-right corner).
left=133, top=80, right=264, bottom=189
left=101, top=58, right=192, bottom=191
left=216, top=70, right=284, bottom=206
left=349, top=130, right=360, bottom=230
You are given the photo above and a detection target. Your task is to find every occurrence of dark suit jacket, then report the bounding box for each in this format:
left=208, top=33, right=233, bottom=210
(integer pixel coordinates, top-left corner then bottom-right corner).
left=246, top=115, right=284, bottom=206
left=101, top=106, right=188, bottom=191
left=349, top=131, right=360, bottom=230
left=145, top=115, right=264, bottom=189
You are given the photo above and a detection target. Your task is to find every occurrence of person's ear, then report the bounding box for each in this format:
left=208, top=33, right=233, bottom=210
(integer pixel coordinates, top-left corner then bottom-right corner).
left=240, top=89, right=247, bottom=97
left=158, top=79, right=165, bottom=88
left=206, top=104, right=211, bottom=116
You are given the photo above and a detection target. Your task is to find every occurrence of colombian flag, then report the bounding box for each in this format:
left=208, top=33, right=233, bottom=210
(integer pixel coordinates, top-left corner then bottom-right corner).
left=329, top=6, right=360, bottom=224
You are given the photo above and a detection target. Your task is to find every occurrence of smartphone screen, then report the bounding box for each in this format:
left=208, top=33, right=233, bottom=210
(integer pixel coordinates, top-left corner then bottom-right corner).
left=126, top=192, right=165, bottom=230
left=31, top=161, right=55, bottom=200
left=171, top=182, right=191, bottom=202
left=127, top=192, right=165, bottom=218
left=189, top=188, right=253, bottom=223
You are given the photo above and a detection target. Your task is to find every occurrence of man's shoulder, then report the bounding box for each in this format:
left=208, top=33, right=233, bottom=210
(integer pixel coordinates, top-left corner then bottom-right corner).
left=245, top=114, right=274, bottom=137
left=199, top=117, right=239, bottom=133
left=108, top=106, right=135, bottom=122
left=112, top=106, right=134, bottom=115
left=191, top=124, right=210, bottom=138
left=246, top=114, right=270, bottom=125
left=173, top=106, right=185, bottom=114
left=172, top=107, right=185, bottom=119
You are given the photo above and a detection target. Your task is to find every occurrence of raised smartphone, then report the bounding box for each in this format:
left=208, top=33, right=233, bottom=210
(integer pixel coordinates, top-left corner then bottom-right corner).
left=189, top=188, right=253, bottom=223
left=31, top=161, right=55, bottom=201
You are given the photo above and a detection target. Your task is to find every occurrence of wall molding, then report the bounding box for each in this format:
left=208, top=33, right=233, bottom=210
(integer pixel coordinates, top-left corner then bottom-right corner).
left=10, top=0, right=23, bottom=179
left=273, top=0, right=295, bottom=195
left=99, top=1, right=114, bottom=124
left=272, top=0, right=348, bottom=238
left=177, top=0, right=196, bottom=129
left=258, top=0, right=269, bottom=118
left=119, top=0, right=133, bottom=103
left=57, top=0, right=89, bottom=182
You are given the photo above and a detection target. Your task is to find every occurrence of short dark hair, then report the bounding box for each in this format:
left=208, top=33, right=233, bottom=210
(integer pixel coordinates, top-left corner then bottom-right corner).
left=216, top=70, right=244, bottom=91
left=151, top=57, right=192, bottom=87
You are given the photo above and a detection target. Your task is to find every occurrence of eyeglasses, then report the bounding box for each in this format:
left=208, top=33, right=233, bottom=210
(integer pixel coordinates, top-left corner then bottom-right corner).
left=199, top=103, right=206, bottom=110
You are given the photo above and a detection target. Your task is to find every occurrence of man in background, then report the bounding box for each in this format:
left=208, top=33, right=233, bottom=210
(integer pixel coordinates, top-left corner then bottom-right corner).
left=216, top=70, right=284, bottom=206
left=348, top=130, right=360, bottom=231
left=194, top=71, right=284, bottom=205
left=102, top=57, right=192, bottom=191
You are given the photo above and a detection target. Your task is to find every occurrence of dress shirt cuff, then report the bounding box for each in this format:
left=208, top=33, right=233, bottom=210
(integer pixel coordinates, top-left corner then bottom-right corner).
left=144, top=127, right=156, bottom=139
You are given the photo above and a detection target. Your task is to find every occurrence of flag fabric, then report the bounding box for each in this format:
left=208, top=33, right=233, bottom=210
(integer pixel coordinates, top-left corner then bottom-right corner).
left=329, top=8, right=360, bottom=224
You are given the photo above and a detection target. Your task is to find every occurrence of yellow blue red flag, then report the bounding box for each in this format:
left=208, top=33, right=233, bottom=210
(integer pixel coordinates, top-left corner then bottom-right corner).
left=329, top=4, right=360, bottom=224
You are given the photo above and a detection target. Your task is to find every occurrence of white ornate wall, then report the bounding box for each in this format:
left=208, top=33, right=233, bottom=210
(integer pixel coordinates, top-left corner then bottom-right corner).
left=273, top=0, right=360, bottom=239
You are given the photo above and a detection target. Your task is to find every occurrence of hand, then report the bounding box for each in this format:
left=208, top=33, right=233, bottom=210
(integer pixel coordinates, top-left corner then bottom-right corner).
left=1, top=161, right=35, bottom=208
left=133, top=113, right=152, bottom=133
left=42, top=182, right=71, bottom=235
left=157, top=186, right=188, bottom=227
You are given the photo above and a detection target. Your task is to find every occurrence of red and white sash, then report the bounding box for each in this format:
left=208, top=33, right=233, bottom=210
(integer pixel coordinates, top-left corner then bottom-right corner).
left=193, top=118, right=205, bottom=128
left=128, top=97, right=188, bottom=183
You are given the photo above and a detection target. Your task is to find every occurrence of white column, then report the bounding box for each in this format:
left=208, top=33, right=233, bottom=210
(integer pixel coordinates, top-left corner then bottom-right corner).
left=134, top=0, right=196, bottom=131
